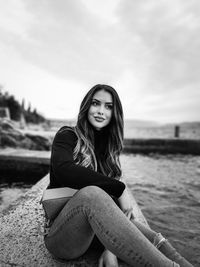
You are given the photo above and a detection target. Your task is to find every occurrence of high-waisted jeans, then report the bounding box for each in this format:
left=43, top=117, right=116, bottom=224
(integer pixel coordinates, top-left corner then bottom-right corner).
left=44, top=186, right=180, bottom=267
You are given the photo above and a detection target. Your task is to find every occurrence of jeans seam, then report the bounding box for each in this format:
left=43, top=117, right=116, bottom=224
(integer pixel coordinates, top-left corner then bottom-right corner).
left=86, top=207, right=124, bottom=250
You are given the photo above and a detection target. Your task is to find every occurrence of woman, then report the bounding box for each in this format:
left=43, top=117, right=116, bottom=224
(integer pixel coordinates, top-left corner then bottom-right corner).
left=44, top=84, right=193, bottom=267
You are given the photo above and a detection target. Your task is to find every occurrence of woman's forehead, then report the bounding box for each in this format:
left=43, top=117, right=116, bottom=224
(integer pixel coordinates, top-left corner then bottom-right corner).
left=92, top=90, right=113, bottom=103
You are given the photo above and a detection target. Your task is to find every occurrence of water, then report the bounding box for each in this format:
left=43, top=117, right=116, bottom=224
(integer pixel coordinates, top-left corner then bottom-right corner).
left=0, top=181, right=33, bottom=212
left=121, top=154, right=200, bottom=266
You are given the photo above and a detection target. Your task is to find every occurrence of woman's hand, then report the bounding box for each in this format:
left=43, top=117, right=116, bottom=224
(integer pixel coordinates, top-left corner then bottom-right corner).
left=124, top=207, right=134, bottom=220
left=119, top=186, right=150, bottom=227
left=118, top=188, right=135, bottom=220
left=98, top=249, right=118, bottom=267
left=118, top=188, right=132, bottom=210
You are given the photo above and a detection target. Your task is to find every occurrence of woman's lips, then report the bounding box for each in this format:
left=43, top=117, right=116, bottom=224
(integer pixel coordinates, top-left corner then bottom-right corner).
left=94, top=117, right=105, bottom=122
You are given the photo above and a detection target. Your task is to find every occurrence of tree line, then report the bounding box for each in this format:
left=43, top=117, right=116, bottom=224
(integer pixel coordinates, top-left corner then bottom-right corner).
left=0, top=86, right=46, bottom=124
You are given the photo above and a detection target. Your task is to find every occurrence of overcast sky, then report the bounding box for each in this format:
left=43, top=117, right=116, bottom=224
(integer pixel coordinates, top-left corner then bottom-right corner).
left=0, top=0, right=200, bottom=123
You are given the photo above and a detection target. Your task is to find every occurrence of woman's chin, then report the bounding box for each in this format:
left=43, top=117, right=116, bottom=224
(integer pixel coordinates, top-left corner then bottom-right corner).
left=90, top=121, right=105, bottom=130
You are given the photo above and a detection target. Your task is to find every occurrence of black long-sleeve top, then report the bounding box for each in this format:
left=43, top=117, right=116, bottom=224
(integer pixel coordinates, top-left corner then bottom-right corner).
left=49, top=126, right=125, bottom=198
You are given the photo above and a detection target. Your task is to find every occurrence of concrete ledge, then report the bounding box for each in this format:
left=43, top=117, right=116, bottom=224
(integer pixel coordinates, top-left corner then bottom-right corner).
left=0, top=148, right=50, bottom=164
left=0, top=175, right=130, bottom=267
left=123, top=138, right=200, bottom=155
left=0, top=149, right=50, bottom=179
left=0, top=175, right=54, bottom=266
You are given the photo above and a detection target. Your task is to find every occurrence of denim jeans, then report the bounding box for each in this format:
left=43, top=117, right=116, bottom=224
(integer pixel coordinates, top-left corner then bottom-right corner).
left=44, top=186, right=180, bottom=267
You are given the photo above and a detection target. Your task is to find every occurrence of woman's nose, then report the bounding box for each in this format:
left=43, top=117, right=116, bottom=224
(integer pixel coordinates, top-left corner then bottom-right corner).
left=98, top=105, right=104, bottom=115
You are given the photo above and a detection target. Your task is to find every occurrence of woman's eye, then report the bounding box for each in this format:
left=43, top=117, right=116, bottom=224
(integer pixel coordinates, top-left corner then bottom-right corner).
left=92, top=101, right=98, bottom=106
left=106, top=105, right=113, bottom=110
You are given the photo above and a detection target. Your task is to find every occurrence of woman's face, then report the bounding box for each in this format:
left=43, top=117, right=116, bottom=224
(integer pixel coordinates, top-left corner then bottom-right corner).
left=88, top=90, right=113, bottom=130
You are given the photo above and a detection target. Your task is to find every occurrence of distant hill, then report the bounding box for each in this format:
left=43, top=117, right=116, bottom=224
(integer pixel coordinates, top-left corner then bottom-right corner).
left=48, top=118, right=161, bottom=128
left=179, top=121, right=200, bottom=127
left=126, top=120, right=200, bottom=128
left=48, top=118, right=200, bottom=129
left=163, top=121, right=200, bottom=128
left=47, top=118, right=76, bottom=130
left=124, top=119, right=161, bottom=128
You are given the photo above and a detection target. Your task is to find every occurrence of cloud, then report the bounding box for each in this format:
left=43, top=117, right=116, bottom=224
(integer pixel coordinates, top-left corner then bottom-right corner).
left=0, top=0, right=200, bottom=122
left=0, top=0, right=124, bottom=82
left=2, top=0, right=200, bottom=88
left=0, top=0, right=34, bottom=38
left=117, top=0, right=200, bottom=88
left=0, top=39, right=86, bottom=119
left=82, top=0, right=120, bottom=24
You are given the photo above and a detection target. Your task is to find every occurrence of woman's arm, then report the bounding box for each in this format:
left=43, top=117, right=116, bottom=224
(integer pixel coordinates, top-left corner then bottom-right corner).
left=118, top=181, right=150, bottom=227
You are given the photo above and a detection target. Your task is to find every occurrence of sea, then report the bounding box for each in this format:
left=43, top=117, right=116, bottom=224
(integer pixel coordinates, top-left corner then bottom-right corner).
left=0, top=121, right=200, bottom=265
left=121, top=153, right=200, bottom=266
left=0, top=180, right=33, bottom=212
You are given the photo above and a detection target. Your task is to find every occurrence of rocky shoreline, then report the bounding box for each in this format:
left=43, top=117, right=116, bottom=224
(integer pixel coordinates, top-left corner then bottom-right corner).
left=0, top=119, right=53, bottom=151
left=1, top=119, right=200, bottom=155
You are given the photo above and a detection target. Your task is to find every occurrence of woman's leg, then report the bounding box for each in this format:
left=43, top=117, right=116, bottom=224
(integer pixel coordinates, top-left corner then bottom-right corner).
left=117, top=188, right=193, bottom=267
left=44, top=186, right=181, bottom=267
left=130, top=219, right=193, bottom=267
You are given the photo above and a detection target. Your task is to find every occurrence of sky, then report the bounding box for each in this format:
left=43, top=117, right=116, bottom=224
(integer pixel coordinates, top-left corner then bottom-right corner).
left=0, top=0, right=200, bottom=123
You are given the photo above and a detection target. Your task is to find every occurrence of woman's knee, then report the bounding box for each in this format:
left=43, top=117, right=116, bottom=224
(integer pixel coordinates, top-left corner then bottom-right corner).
left=77, top=186, right=109, bottom=202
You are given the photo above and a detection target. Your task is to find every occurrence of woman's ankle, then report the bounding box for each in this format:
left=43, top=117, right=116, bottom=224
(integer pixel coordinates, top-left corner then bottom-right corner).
left=153, top=235, right=194, bottom=267
left=153, top=232, right=167, bottom=249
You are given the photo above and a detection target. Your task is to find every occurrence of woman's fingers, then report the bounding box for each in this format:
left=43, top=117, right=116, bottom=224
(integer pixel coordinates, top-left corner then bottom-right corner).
left=98, top=250, right=118, bottom=267
left=98, top=256, right=104, bottom=267
left=124, top=208, right=134, bottom=220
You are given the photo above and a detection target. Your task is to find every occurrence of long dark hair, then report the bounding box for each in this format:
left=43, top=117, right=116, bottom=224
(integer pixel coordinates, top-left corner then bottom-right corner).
left=73, top=84, right=124, bottom=179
